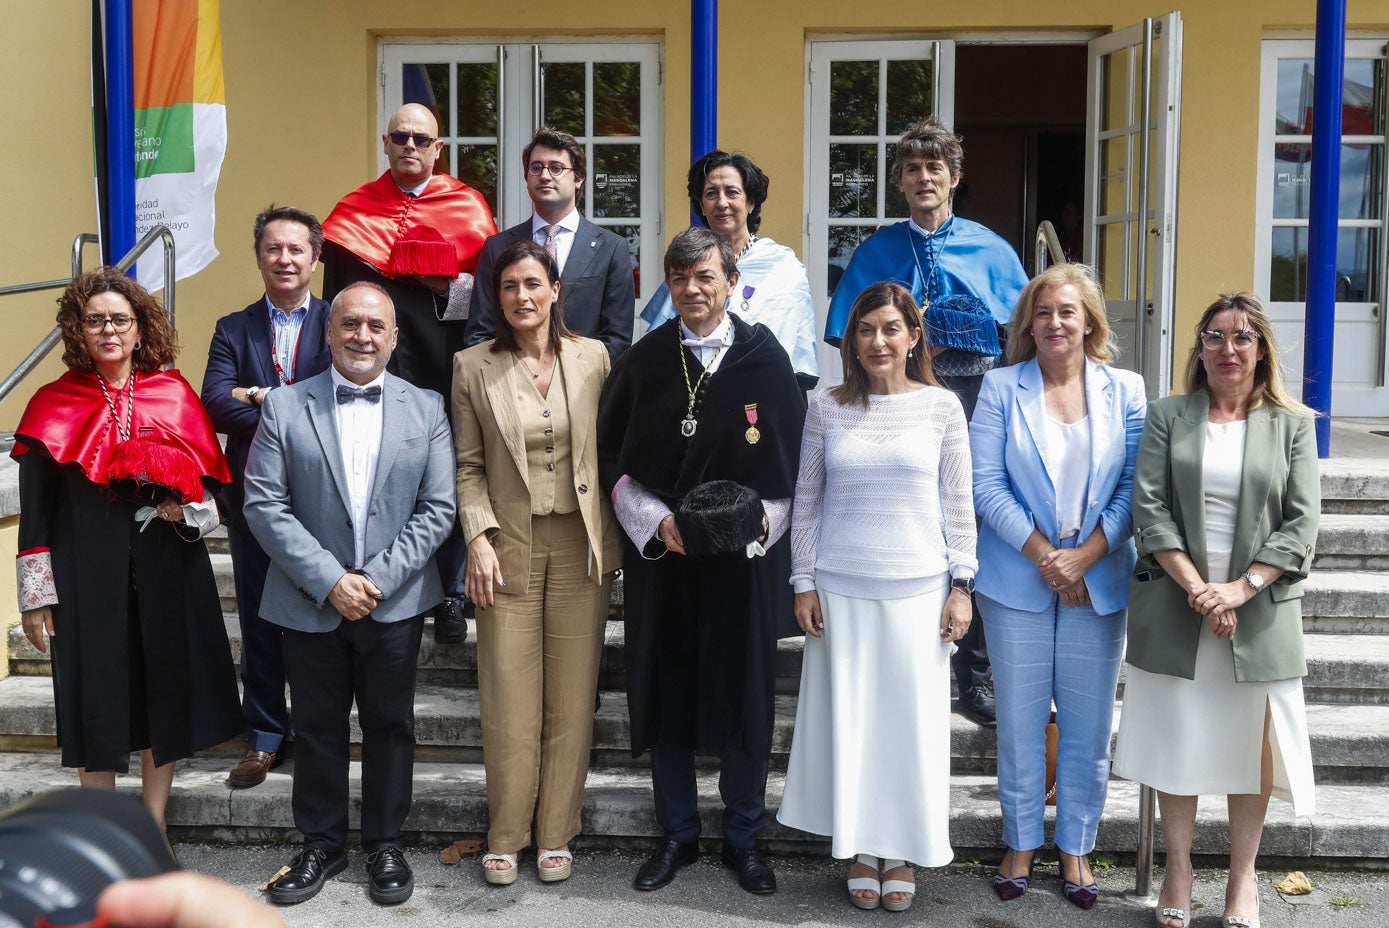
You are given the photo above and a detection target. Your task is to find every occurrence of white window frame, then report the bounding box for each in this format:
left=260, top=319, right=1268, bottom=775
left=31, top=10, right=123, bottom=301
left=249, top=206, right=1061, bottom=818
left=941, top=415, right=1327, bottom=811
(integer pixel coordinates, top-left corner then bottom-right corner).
left=1254, top=37, right=1389, bottom=415
left=379, top=39, right=662, bottom=311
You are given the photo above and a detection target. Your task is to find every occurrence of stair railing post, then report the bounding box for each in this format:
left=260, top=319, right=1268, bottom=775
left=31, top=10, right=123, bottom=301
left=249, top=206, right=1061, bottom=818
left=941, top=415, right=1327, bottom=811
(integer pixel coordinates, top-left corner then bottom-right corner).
left=1121, top=783, right=1159, bottom=907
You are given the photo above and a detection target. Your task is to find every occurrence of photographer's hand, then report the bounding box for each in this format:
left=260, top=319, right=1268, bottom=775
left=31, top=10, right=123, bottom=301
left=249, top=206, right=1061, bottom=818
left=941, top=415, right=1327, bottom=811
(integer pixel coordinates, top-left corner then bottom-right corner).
left=98, top=872, right=287, bottom=928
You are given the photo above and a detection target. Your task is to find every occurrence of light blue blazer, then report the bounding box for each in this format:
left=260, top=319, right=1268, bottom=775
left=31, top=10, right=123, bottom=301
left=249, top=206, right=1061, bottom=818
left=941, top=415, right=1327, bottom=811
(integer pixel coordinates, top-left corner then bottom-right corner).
left=243, top=369, right=457, bottom=632
left=971, top=358, right=1147, bottom=615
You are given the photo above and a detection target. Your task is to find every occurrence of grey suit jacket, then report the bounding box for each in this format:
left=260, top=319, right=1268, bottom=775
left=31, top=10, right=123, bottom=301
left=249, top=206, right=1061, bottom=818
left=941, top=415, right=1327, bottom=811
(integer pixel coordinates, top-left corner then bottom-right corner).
left=1126, top=389, right=1320, bottom=683
left=242, top=369, right=457, bottom=632
left=464, top=215, right=635, bottom=361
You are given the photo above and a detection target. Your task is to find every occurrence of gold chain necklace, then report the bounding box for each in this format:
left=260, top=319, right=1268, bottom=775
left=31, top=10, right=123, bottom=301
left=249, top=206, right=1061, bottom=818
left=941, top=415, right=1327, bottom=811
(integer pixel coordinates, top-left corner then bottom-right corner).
left=677, top=324, right=730, bottom=438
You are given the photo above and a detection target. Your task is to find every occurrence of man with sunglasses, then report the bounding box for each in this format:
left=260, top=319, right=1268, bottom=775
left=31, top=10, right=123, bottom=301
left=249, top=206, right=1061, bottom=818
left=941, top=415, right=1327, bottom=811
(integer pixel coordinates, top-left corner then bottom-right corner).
left=465, top=127, right=634, bottom=362
left=322, top=103, right=497, bottom=644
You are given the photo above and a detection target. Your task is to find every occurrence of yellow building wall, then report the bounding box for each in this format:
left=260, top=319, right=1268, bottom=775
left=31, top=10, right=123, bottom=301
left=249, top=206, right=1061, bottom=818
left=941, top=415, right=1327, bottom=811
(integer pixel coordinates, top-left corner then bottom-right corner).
left=3, top=0, right=1389, bottom=428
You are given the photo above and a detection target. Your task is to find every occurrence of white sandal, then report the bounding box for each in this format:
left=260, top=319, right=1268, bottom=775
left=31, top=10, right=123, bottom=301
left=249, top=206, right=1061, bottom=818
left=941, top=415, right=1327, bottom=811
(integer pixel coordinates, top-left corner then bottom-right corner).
left=482, top=852, right=518, bottom=885
left=537, top=847, right=572, bottom=882
left=880, top=858, right=916, bottom=912
left=847, top=854, right=881, bottom=910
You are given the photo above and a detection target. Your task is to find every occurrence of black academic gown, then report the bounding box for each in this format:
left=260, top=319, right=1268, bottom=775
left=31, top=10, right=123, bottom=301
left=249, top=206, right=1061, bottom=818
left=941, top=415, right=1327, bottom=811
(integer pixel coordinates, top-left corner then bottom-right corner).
left=598, top=315, right=804, bottom=759
left=18, top=446, right=240, bottom=773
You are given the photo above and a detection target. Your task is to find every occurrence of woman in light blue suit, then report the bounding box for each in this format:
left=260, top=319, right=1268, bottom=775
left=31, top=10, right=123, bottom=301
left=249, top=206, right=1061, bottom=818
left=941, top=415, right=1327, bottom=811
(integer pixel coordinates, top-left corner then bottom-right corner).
left=970, top=263, right=1146, bottom=908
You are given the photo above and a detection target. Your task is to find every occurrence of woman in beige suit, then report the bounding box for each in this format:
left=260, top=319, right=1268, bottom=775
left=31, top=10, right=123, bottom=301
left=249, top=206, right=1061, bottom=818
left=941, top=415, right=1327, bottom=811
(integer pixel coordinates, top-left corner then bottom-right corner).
left=1113, top=294, right=1319, bottom=928
left=452, top=239, right=621, bottom=885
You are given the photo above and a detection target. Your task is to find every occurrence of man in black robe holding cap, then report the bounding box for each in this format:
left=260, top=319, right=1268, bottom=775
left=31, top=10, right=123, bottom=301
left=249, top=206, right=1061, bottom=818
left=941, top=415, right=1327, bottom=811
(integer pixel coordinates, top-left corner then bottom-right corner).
left=598, top=227, right=804, bottom=895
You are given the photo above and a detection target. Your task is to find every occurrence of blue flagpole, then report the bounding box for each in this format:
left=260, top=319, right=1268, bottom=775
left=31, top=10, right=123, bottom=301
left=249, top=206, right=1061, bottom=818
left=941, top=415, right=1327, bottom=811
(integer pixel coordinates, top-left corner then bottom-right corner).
left=691, top=0, right=717, bottom=227
left=1302, top=0, right=1346, bottom=457
left=103, top=0, right=137, bottom=268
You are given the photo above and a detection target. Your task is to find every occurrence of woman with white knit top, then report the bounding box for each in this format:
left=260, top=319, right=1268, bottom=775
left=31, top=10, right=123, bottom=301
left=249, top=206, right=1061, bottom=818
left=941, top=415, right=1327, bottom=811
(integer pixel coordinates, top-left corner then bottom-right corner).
left=777, top=282, right=977, bottom=912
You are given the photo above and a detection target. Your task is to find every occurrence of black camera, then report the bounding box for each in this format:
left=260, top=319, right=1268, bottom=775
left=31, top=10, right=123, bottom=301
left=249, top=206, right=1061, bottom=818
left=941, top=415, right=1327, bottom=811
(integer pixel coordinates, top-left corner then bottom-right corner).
left=0, top=788, right=177, bottom=927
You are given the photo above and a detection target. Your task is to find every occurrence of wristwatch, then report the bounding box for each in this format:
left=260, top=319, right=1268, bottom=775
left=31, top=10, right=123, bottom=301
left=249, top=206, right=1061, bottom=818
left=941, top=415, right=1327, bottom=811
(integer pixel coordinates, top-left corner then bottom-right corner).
left=1241, top=571, right=1266, bottom=593
left=950, top=577, right=976, bottom=595
left=246, top=385, right=261, bottom=403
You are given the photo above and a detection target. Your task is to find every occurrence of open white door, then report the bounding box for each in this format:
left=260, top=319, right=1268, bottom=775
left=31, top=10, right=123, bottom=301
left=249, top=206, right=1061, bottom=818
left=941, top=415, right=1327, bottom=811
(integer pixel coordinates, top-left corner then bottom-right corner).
left=806, top=39, right=955, bottom=386
left=1083, top=13, right=1183, bottom=397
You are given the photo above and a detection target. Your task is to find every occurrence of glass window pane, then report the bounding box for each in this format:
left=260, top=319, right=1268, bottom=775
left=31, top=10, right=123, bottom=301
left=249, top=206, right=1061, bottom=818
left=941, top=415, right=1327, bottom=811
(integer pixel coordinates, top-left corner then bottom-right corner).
left=885, top=59, right=933, bottom=135
left=593, top=62, right=640, bottom=136
left=828, top=226, right=874, bottom=299
left=884, top=142, right=908, bottom=218
left=543, top=62, right=586, bottom=136
left=1098, top=136, right=1130, bottom=217
left=1271, top=142, right=1384, bottom=220
left=603, top=223, right=641, bottom=299
left=830, top=61, right=878, bottom=137
left=456, top=62, right=498, bottom=137
left=1097, top=51, right=1133, bottom=134
left=1277, top=58, right=1387, bottom=136
left=456, top=144, right=497, bottom=216
left=1271, top=226, right=1381, bottom=302
left=592, top=144, right=640, bottom=219
left=401, top=63, right=449, bottom=135
left=828, top=144, right=878, bottom=219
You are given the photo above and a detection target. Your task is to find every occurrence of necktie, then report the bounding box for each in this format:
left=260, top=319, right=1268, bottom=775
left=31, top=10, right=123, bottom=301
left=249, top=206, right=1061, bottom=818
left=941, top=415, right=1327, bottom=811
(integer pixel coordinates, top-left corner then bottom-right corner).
left=543, top=224, right=560, bottom=262
left=336, top=384, right=383, bottom=404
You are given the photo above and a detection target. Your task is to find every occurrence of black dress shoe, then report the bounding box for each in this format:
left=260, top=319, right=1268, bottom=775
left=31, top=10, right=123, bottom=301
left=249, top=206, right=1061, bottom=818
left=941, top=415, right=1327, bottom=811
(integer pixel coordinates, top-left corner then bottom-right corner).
left=633, top=838, right=699, bottom=891
left=434, top=597, right=467, bottom=644
left=365, top=845, right=414, bottom=905
left=267, top=846, right=347, bottom=905
left=961, top=682, right=997, bottom=727
left=720, top=844, right=776, bottom=895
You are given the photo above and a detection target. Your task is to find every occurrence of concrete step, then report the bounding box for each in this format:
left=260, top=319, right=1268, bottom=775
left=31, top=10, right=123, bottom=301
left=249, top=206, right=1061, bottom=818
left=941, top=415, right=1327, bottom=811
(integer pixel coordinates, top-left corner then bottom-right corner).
left=1319, top=457, right=1389, bottom=514
left=0, top=751, right=1380, bottom=861
left=4, top=675, right=1387, bottom=782
left=7, top=614, right=807, bottom=690
left=1301, top=571, right=1389, bottom=633
left=1314, top=514, right=1389, bottom=569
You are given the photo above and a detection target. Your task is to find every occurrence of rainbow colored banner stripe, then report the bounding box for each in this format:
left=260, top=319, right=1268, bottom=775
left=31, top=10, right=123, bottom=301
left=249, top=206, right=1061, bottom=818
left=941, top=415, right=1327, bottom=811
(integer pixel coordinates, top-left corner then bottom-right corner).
left=131, top=0, right=225, bottom=290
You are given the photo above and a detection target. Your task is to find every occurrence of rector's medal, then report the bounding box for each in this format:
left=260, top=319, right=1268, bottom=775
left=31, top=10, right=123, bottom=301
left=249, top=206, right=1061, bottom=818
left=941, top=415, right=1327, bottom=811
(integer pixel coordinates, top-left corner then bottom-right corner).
left=744, top=404, right=761, bottom=444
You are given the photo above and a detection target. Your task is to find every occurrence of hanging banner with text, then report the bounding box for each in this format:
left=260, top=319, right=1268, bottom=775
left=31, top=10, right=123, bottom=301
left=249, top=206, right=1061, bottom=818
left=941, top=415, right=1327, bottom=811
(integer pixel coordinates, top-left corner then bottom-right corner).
left=131, top=0, right=225, bottom=291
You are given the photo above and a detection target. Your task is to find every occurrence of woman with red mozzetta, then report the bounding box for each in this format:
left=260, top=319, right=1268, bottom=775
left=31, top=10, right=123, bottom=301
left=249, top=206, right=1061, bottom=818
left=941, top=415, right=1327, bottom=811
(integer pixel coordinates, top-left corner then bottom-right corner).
left=13, top=268, right=240, bottom=834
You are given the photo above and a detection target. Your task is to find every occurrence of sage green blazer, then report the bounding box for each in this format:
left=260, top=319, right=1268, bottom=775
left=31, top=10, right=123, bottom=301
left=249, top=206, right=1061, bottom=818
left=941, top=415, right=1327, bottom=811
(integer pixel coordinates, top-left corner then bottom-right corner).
left=1126, top=389, right=1319, bottom=683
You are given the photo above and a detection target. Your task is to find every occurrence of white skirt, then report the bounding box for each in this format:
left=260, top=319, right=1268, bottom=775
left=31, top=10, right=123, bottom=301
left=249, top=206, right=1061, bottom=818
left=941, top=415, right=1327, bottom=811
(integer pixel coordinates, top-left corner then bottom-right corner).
left=776, top=585, right=954, bottom=866
left=1113, top=619, right=1316, bottom=817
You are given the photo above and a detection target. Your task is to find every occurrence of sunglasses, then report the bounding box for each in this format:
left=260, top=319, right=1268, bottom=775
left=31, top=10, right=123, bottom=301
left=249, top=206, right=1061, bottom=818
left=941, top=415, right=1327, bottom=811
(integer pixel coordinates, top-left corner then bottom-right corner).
left=388, top=131, right=437, bottom=147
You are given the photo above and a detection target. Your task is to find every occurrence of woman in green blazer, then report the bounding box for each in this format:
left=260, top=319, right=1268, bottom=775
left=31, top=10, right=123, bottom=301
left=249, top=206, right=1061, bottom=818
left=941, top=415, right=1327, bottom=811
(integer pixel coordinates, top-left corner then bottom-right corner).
left=1113, top=294, right=1319, bottom=928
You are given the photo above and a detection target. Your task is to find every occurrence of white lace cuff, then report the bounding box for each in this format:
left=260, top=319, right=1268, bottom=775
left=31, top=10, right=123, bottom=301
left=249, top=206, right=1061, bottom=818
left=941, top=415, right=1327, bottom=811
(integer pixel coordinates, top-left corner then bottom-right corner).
left=17, top=549, right=57, bottom=611
left=763, top=497, right=791, bottom=548
left=135, top=489, right=221, bottom=541
left=612, top=475, right=672, bottom=559
left=440, top=272, right=475, bottom=321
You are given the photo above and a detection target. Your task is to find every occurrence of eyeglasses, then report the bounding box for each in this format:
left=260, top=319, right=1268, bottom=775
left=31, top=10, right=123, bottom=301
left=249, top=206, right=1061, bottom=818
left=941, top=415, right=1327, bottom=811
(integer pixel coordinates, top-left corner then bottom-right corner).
left=388, top=131, right=437, bottom=148
left=81, top=313, right=135, bottom=333
left=527, top=162, right=574, bottom=177
left=1199, top=330, right=1260, bottom=350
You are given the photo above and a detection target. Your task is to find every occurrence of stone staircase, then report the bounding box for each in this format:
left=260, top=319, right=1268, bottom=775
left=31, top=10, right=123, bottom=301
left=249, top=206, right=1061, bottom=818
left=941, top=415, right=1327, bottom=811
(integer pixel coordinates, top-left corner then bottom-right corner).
left=3, top=457, right=1389, bottom=863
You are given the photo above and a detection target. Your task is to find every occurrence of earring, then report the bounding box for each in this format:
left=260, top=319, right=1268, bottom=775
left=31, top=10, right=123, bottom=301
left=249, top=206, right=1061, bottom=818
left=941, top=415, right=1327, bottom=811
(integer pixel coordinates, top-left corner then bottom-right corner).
left=908, top=348, right=915, bottom=358
left=134, top=340, right=143, bottom=351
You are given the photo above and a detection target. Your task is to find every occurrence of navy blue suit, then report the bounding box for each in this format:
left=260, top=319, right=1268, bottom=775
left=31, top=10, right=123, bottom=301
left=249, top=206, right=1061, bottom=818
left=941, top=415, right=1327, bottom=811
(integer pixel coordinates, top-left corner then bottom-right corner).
left=201, top=296, right=331, bottom=753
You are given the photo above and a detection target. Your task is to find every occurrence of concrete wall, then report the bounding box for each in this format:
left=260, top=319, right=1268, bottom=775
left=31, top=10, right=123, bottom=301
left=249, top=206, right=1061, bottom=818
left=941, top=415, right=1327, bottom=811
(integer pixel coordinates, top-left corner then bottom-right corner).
left=3, top=0, right=1388, bottom=425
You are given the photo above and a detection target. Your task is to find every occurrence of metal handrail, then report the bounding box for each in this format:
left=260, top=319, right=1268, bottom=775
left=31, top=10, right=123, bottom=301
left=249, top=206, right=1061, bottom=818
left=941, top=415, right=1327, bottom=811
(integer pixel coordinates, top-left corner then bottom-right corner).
left=1035, top=219, right=1066, bottom=273
left=0, top=225, right=175, bottom=404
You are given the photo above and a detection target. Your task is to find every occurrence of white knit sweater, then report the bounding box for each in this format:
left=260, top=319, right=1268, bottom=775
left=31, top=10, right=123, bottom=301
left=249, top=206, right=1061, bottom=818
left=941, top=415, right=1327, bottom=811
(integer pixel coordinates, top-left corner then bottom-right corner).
left=790, top=386, right=977, bottom=599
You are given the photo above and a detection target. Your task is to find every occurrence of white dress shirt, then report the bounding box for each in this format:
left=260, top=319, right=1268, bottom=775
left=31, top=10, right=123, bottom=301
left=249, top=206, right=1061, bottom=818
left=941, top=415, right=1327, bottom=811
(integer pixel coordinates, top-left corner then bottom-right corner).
left=330, top=367, right=386, bottom=568
left=531, top=208, right=581, bottom=273
left=679, top=313, right=734, bottom=374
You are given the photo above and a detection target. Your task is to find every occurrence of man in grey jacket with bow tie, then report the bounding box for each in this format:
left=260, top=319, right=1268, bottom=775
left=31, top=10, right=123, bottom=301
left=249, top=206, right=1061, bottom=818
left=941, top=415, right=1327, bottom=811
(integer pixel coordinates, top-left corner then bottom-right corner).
left=244, top=280, right=455, bottom=908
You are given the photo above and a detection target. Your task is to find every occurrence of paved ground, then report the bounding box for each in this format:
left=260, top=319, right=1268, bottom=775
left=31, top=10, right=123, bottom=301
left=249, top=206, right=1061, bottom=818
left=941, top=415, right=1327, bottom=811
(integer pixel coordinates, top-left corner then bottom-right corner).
left=173, top=842, right=1388, bottom=927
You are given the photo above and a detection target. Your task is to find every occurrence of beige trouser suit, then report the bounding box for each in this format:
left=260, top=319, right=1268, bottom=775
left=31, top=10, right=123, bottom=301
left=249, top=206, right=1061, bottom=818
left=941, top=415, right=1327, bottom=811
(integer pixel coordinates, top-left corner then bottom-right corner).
left=452, top=338, right=621, bottom=853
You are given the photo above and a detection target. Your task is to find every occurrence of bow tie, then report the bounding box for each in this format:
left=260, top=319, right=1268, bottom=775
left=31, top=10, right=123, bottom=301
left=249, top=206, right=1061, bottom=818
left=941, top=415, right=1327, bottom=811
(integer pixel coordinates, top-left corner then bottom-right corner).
left=681, top=334, right=726, bottom=350
left=336, top=384, right=383, bottom=404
